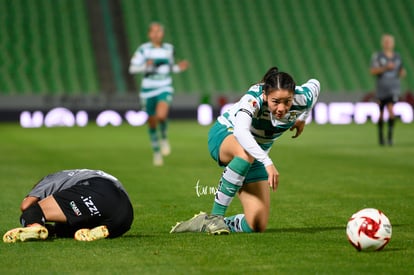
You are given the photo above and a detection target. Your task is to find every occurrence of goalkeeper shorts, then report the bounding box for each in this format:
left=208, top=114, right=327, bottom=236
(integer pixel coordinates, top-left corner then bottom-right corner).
left=53, top=177, right=133, bottom=238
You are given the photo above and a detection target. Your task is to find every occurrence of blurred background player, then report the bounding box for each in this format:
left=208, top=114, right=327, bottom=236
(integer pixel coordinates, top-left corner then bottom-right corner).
left=129, top=22, right=189, bottom=166
left=170, top=67, right=320, bottom=234
left=3, top=169, right=134, bottom=243
left=370, top=34, right=406, bottom=146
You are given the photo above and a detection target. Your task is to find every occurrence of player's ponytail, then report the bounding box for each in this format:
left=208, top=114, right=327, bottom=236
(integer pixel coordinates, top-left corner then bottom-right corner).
left=262, top=66, right=279, bottom=82
left=262, top=66, right=295, bottom=95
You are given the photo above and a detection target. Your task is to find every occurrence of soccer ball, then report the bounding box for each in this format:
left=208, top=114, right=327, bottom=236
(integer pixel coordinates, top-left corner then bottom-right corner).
left=346, top=208, right=392, bottom=251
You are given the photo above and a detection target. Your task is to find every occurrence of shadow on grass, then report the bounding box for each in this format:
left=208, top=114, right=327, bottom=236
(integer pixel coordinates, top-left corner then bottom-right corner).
left=266, top=226, right=344, bottom=234
left=266, top=223, right=405, bottom=234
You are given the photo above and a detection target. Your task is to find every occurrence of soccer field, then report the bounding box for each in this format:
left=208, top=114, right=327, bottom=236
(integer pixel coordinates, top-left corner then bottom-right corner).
left=0, top=121, right=413, bottom=274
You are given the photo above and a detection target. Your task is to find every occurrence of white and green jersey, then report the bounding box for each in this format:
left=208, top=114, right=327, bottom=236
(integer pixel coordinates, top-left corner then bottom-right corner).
left=217, top=79, right=320, bottom=166
left=129, top=42, right=181, bottom=99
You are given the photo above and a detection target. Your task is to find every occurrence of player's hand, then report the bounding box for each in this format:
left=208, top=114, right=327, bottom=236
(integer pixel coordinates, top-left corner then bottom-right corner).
left=178, top=60, right=190, bottom=71
left=265, top=164, right=279, bottom=191
left=290, top=120, right=306, bottom=138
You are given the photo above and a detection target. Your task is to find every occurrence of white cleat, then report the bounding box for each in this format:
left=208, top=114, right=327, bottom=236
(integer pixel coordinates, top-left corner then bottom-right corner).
left=205, top=215, right=230, bottom=235
left=170, top=212, right=230, bottom=235
left=153, top=152, right=164, bottom=166
left=170, top=212, right=208, bottom=233
left=160, top=139, right=171, bottom=156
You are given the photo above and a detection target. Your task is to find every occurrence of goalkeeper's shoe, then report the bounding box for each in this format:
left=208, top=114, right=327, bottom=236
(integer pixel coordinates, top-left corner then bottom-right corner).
left=74, top=225, right=109, bottom=241
left=170, top=212, right=230, bottom=235
left=3, top=225, right=48, bottom=243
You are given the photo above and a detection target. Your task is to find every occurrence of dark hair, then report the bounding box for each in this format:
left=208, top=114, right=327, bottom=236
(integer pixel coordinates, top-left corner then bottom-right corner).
left=261, top=67, right=296, bottom=95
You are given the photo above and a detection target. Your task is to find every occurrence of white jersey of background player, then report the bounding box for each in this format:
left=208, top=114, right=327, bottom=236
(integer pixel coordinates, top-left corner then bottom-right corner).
left=130, top=40, right=178, bottom=99
left=129, top=22, right=189, bottom=166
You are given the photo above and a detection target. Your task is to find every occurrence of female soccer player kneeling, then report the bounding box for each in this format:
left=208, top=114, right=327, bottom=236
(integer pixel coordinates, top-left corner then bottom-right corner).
left=170, top=67, right=320, bottom=234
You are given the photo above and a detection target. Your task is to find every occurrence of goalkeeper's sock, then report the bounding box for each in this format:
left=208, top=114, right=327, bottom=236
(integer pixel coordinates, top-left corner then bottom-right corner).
left=387, top=118, right=395, bottom=145
left=148, top=127, right=160, bottom=153
left=378, top=119, right=384, bottom=145
left=211, top=157, right=251, bottom=216
left=20, top=203, right=46, bottom=227
left=224, top=214, right=253, bottom=233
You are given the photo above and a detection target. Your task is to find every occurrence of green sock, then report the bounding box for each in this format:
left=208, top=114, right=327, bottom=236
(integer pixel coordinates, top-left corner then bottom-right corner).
left=211, top=157, right=251, bottom=216
left=224, top=214, right=254, bottom=233
left=159, top=120, right=168, bottom=140
left=148, top=127, right=160, bottom=152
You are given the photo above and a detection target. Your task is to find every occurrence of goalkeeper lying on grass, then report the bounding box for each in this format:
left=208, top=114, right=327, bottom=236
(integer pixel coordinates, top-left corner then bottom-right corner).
left=3, top=169, right=133, bottom=243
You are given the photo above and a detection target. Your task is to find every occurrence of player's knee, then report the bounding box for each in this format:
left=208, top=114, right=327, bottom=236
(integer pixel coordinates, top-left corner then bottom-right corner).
left=251, top=219, right=268, bottom=232
left=233, top=151, right=255, bottom=164
left=247, top=212, right=268, bottom=232
left=147, top=117, right=157, bottom=128
left=20, top=203, right=46, bottom=227
left=156, top=107, right=169, bottom=120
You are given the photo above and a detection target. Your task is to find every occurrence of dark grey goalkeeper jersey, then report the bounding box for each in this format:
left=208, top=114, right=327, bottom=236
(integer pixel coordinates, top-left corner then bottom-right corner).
left=28, top=169, right=129, bottom=200
left=370, top=51, right=404, bottom=100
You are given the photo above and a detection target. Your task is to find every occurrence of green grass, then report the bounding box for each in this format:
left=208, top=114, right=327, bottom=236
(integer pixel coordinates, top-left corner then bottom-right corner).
left=0, top=121, right=413, bottom=274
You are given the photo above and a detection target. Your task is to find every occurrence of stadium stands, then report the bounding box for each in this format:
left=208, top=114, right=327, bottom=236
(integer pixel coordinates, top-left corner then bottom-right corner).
left=121, top=0, right=413, bottom=94
left=0, top=0, right=98, bottom=95
left=0, top=0, right=412, bottom=96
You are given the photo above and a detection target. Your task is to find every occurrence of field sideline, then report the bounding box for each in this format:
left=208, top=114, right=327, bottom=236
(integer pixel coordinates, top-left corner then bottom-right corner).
left=0, top=121, right=413, bottom=274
